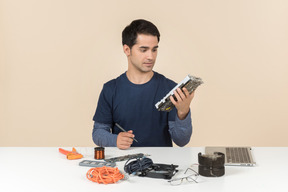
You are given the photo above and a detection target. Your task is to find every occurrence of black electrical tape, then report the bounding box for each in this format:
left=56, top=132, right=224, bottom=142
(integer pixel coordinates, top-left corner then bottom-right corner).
left=198, top=152, right=225, bottom=177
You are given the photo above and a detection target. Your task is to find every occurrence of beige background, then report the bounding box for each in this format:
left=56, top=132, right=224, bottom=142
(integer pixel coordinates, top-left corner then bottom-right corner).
left=1, top=0, right=287, bottom=147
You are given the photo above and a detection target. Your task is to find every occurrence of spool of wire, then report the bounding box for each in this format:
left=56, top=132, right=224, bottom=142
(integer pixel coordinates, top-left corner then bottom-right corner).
left=94, top=147, right=105, bottom=160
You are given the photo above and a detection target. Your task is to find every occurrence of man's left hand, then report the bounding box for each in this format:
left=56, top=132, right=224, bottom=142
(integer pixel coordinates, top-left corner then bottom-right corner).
left=170, top=87, right=195, bottom=120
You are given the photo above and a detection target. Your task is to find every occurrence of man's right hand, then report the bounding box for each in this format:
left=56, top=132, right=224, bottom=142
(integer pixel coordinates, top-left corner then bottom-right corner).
left=116, top=130, right=134, bottom=150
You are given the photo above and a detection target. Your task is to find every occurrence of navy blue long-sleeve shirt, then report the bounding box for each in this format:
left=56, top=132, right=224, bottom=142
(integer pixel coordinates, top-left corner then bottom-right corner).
left=92, top=72, right=192, bottom=147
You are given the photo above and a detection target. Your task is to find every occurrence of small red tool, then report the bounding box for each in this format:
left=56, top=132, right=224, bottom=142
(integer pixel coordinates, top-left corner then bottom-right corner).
left=59, top=147, right=83, bottom=160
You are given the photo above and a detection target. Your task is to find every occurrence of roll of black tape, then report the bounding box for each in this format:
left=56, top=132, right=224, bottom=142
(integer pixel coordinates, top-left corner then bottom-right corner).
left=198, top=152, right=225, bottom=177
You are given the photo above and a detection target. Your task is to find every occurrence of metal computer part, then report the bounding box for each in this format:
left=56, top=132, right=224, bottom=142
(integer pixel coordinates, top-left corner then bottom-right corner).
left=155, top=75, right=203, bottom=112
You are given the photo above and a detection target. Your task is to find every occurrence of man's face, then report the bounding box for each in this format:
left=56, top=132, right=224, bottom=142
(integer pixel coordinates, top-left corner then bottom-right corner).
left=124, top=34, right=159, bottom=73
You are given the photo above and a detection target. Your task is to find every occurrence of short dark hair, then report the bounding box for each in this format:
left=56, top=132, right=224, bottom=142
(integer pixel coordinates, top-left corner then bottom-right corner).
left=122, top=19, right=160, bottom=48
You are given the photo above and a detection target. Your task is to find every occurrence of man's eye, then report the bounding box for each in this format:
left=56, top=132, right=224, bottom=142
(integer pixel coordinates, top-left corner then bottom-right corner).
left=140, top=49, right=147, bottom=52
left=152, top=49, right=158, bottom=52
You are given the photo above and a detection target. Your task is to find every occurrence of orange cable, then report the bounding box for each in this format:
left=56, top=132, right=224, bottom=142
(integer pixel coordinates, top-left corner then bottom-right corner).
left=86, top=166, right=124, bottom=184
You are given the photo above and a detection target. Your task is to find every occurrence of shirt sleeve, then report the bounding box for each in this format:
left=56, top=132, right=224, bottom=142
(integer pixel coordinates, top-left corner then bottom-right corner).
left=168, top=110, right=192, bottom=147
left=93, top=84, right=114, bottom=124
left=92, top=122, right=118, bottom=147
left=92, top=82, right=118, bottom=147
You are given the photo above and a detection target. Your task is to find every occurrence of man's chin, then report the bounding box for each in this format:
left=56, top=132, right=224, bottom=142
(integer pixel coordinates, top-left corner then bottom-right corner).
left=142, top=65, right=154, bottom=71
left=141, top=68, right=154, bottom=73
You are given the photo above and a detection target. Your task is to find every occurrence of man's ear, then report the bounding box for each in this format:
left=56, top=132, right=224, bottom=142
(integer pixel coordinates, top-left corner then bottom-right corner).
left=123, top=44, right=131, bottom=56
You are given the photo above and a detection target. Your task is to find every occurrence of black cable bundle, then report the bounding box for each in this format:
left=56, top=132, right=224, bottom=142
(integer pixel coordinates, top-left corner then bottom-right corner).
left=124, top=157, right=153, bottom=174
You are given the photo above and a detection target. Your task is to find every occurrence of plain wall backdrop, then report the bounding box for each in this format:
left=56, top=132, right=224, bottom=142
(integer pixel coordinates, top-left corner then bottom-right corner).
left=1, top=0, right=288, bottom=147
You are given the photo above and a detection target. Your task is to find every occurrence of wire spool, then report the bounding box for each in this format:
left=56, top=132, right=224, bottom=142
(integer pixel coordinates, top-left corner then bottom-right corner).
left=94, top=147, right=105, bottom=159
left=86, top=166, right=124, bottom=184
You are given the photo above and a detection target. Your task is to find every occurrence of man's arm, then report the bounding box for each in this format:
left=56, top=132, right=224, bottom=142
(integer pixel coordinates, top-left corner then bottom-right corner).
left=92, top=122, right=135, bottom=149
left=92, top=122, right=117, bottom=147
left=168, top=87, right=195, bottom=146
left=168, top=111, right=192, bottom=147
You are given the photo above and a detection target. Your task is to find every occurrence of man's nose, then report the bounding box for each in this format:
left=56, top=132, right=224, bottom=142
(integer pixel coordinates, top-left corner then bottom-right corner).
left=146, top=50, right=153, bottom=60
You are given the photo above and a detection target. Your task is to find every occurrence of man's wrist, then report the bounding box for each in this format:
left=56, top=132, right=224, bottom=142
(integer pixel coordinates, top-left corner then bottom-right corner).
left=177, top=109, right=190, bottom=120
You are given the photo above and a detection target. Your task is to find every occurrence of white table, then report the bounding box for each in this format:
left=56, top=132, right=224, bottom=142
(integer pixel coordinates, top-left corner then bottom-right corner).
left=0, top=147, right=287, bottom=192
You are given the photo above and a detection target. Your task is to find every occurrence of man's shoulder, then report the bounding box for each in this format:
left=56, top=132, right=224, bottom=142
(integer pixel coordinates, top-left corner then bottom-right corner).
left=103, top=78, right=116, bottom=88
left=103, top=73, right=125, bottom=89
left=154, top=72, right=177, bottom=87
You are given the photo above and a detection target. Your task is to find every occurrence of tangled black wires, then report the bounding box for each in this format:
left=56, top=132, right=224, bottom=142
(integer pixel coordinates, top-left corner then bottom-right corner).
left=124, top=157, right=153, bottom=174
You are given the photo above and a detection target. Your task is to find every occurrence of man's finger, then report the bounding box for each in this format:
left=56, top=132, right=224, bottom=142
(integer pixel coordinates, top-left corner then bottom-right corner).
left=182, top=87, right=190, bottom=96
left=123, top=137, right=133, bottom=144
left=118, top=143, right=130, bottom=150
left=170, top=95, right=176, bottom=105
left=120, top=131, right=134, bottom=138
left=177, top=88, right=186, bottom=100
left=173, top=89, right=182, bottom=102
left=117, top=139, right=132, bottom=149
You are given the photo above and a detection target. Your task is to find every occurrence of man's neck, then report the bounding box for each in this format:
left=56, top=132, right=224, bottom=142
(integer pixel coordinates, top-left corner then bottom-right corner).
left=126, top=70, right=154, bottom=84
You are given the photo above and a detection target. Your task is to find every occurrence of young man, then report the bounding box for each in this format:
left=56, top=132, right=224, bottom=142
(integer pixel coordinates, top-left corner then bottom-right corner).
left=92, top=19, right=195, bottom=149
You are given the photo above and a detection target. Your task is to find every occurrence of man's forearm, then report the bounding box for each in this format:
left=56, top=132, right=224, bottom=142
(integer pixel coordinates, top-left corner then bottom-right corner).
left=168, top=111, right=192, bottom=147
left=92, top=122, right=117, bottom=147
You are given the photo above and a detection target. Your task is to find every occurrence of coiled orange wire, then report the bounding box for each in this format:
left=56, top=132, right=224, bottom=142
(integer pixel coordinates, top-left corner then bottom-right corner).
left=86, top=166, right=124, bottom=184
